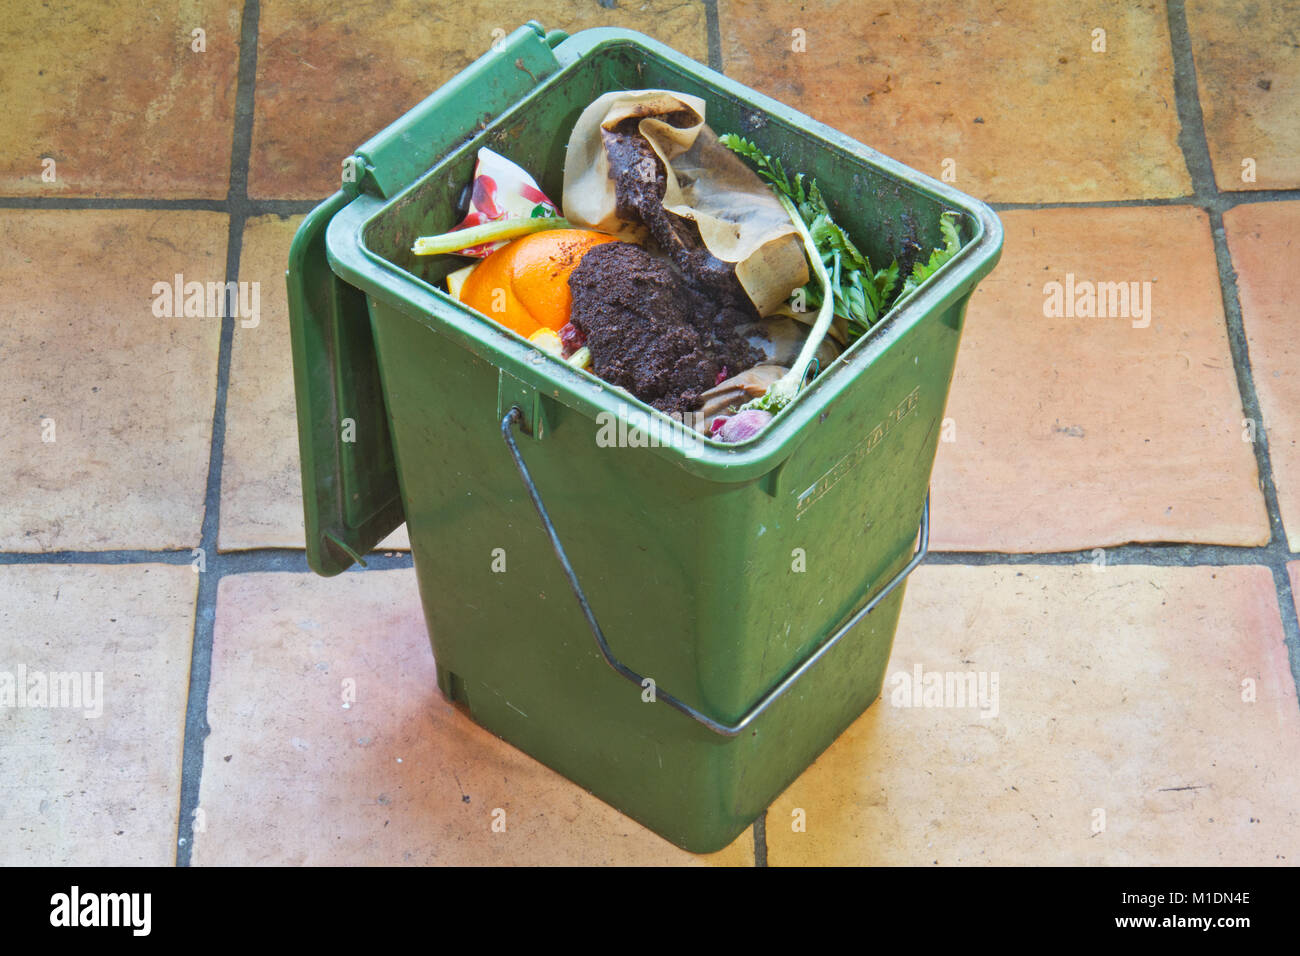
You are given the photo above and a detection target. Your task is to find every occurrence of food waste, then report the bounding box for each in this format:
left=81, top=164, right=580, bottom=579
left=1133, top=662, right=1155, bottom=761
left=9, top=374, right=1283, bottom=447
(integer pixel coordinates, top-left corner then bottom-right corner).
left=412, top=90, right=964, bottom=442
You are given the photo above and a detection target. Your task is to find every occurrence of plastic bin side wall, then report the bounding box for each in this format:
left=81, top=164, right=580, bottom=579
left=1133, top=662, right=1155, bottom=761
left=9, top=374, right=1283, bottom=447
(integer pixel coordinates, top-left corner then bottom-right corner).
left=365, top=287, right=966, bottom=851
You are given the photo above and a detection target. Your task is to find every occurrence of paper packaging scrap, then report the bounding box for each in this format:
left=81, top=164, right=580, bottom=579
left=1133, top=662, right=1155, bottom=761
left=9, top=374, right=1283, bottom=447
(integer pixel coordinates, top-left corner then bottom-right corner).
left=450, top=147, right=560, bottom=257
left=562, top=89, right=809, bottom=317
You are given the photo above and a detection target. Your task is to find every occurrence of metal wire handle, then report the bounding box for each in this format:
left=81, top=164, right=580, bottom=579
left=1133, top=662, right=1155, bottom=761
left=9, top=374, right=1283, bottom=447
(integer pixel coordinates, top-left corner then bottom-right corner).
left=502, top=407, right=929, bottom=737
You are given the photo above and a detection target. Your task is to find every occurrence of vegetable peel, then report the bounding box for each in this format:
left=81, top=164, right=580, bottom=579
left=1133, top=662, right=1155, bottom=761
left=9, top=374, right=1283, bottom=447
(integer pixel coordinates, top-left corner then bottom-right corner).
left=740, top=191, right=834, bottom=413
left=412, top=216, right=575, bottom=256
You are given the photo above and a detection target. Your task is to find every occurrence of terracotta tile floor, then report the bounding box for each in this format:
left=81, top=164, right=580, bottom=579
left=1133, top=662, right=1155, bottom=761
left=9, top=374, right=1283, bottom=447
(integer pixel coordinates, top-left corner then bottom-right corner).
left=2, top=2, right=1297, bottom=867
left=0, top=210, right=226, bottom=551
left=718, top=0, right=1192, bottom=203
left=0, top=565, right=198, bottom=866
left=249, top=0, right=708, bottom=199
left=767, top=564, right=1300, bottom=865
left=929, top=205, right=1270, bottom=552
left=0, top=1, right=242, bottom=198
left=1186, top=0, right=1300, bottom=192
left=1222, top=201, right=1300, bottom=551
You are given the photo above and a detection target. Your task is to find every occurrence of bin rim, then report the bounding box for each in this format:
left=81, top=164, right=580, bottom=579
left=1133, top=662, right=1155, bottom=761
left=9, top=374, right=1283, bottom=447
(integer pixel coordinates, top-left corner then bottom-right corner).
left=321, top=27, right=1004, bottom=484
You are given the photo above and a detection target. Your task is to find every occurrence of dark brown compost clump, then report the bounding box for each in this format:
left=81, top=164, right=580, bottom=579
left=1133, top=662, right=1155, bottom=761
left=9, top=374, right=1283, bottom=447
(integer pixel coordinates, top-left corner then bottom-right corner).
left=569, top=114, right=763, bottom=413
left=568, top=242, right=762, bottom=414
left=600, top=115, right=754, bottom=313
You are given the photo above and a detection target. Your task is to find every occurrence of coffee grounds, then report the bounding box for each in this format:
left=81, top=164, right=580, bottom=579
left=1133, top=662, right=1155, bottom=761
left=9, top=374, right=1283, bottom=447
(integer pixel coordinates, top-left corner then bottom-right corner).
left=600, top=116, right=754, bottom=315
left=571, top=114, right=764, bottom=412
left=568, top=242, right=762, bottom=414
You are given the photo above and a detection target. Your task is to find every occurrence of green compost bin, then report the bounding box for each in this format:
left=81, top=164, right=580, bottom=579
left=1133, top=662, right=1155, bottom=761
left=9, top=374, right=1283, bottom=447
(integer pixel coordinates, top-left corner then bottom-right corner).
left=287, top=21, right=1003, bottom=853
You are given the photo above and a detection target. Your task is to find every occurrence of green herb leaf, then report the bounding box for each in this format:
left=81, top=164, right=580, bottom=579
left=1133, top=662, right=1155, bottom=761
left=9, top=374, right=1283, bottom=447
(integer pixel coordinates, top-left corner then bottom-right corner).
left=720, top=133, right=964, bottom=356
left=899, top=210, right=962, bottom=299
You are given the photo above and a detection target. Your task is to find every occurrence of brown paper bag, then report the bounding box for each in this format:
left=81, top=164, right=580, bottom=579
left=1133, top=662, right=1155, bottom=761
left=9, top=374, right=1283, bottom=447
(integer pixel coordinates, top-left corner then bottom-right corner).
left=562, top=90, right=808, bottom=316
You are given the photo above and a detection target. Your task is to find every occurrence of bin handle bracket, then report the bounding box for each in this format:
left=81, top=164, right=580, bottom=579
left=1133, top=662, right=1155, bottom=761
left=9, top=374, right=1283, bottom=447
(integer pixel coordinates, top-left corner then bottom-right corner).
left=501, top=406, right=929, bottom=738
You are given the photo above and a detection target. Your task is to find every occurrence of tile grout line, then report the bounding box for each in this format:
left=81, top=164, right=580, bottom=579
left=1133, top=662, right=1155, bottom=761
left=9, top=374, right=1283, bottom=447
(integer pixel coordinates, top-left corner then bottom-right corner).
left=0, top=546, right=413, bottom=569
left=1165, top=0, right=1300, bottom=693
left=174, top=0, right=262, bottom=868
left=1269, top=566, right=1300, bottom=699
left=703, top=0, right=723, bottom=74
left=925, top=542, right=1295, bottom=567
left=0, top=542, right=1292, bottom=568
left=0, top=197, right=326, bottom=213
left=3, top=541, right=1291, bottom=567
left=988, top=189, right=1300, bottom=212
